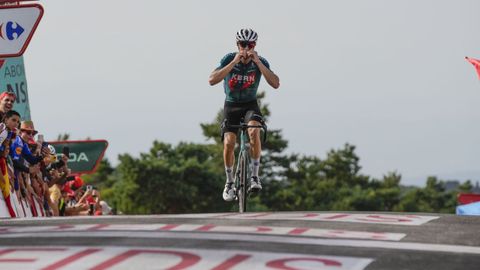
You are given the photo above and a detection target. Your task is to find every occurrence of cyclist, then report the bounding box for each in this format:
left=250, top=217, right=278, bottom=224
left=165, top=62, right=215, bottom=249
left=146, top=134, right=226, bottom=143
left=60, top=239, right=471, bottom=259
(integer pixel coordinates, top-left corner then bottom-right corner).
left=209, top=28, right=280, bottom=201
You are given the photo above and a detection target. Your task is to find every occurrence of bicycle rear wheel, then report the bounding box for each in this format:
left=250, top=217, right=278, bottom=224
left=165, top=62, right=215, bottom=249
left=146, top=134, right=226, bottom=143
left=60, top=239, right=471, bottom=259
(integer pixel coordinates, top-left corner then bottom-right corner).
left=237, top=151, right=248, bottom=213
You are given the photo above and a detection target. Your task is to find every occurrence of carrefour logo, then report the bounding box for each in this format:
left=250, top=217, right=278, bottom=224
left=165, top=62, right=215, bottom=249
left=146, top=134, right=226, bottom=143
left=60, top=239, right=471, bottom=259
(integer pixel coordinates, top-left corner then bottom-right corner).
left=0, top=21, right=25, bottom=41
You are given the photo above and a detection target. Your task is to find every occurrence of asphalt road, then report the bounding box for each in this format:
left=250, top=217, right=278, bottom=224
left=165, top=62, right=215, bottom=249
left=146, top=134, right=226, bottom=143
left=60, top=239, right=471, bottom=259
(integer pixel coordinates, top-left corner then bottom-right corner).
left=0, top=211, right=479, bottom=270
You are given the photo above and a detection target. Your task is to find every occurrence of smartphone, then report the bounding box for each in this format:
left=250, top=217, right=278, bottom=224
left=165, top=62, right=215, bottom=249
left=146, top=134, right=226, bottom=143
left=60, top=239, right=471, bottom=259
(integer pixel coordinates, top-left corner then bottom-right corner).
left=62, top=146, right=70, bottom=157
left=89, top=203, right=94, bottom=215
left=87, top=185, right=93, bottom=191
left=37, top=134, right=44, bottom=144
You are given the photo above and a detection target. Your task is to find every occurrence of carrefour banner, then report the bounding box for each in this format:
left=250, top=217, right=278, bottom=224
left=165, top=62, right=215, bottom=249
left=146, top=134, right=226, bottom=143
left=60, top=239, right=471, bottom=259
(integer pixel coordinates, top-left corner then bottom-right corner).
left=0, top=56, right=31, bottom=120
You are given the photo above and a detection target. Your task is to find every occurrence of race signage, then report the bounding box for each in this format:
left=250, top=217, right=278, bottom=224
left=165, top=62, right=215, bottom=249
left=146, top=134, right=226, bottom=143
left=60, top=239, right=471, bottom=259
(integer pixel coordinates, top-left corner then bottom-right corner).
left=0, top=56, right=31, bottom=120
left=49, top=140, right=109, bottom=174
left=165, top=212, right=440, bottom=226
left=0, top=247, right=374, bottom=270
left=0, top=4, right=43, bottom=58
left=0, top=223, right=407, bottom=241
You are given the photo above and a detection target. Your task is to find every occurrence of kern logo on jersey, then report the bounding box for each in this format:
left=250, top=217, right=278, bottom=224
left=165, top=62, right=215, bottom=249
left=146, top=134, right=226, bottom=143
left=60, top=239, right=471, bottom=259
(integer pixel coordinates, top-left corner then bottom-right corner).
left=0, top=22, right=25, bottom=41
left=228, top=72, right=257, bottom=90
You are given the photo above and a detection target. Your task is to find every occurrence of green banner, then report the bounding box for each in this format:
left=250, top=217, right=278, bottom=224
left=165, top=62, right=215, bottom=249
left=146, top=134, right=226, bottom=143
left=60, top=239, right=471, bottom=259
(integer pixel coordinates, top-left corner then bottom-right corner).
left=50, top=140, right=109, bottom=175
left=0, top=56, right=31, bottom=120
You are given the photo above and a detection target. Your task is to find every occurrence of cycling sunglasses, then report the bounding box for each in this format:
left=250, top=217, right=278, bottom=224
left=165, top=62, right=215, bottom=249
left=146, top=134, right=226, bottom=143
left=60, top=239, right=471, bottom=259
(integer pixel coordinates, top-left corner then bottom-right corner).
left=238, top=41, right=256, bottom=49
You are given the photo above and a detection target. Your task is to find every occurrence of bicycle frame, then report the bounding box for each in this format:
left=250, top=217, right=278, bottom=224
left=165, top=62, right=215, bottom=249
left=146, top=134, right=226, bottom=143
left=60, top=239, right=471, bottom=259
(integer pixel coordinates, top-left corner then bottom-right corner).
left=235, top=128, right=250, bottom=212
left=224, top=120, right=267, bottom=213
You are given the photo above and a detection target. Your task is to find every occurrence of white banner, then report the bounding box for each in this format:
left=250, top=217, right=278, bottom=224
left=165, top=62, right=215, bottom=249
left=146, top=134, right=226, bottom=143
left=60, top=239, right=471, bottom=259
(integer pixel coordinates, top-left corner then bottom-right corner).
left=0, top=4, right=43, bottom=57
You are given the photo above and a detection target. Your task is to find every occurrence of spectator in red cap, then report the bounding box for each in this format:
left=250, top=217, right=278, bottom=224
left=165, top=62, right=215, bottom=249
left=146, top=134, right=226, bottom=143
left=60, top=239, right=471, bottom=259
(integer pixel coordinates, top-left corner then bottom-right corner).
left=0, top=92, right=16, bottom=122
left=72, top=176, right=83, bottom=190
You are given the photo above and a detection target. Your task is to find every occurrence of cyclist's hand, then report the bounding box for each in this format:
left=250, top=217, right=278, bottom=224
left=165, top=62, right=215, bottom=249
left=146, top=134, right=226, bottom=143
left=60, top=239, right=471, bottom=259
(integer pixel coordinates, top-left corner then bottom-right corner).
left=233, top=52, right=243, bottom=64
left=247, top=50, right=260, bottom=64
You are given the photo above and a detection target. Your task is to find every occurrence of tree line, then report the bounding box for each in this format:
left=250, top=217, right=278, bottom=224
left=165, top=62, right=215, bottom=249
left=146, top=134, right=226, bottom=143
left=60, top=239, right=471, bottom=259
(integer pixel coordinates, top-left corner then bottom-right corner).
left=83, top=93, right=472, bottom=214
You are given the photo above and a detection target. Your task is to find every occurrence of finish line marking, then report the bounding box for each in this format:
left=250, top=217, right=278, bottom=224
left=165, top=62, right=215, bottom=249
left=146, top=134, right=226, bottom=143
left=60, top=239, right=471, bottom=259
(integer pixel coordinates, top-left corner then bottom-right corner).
left=0, top=246, right=374, bottom=270
left=2, top=231, right=478, bottom=255
left=160, top=212, right=439, bottom=226
left=0, top=223, right=406, bottom=241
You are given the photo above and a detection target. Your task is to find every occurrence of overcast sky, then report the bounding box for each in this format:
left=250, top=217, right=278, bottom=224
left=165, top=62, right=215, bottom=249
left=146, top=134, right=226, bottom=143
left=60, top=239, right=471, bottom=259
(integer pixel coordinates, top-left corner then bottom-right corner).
left=21, top=0, right=480, bottom=186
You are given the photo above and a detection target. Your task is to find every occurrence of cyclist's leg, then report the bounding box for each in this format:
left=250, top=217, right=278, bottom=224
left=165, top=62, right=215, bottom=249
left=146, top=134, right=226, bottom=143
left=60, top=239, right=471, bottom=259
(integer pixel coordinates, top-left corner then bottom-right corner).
left=247, top=119, right=262, bottom=160
left=245, top=103, right=264, bottom=161
left=245, top=104, right=264, bottom=190
left=222, top=102, right=241, bottom=201
left=223, top=132, right=237, bottom=176
left=222, top=131, right=237, bottom=201
left=248, top=120, right=262, bottom=184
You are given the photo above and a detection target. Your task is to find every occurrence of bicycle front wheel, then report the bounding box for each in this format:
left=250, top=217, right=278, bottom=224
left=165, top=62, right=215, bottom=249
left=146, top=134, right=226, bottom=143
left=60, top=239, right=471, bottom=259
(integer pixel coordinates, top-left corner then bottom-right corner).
left=237, top=151, right=248, bottom=213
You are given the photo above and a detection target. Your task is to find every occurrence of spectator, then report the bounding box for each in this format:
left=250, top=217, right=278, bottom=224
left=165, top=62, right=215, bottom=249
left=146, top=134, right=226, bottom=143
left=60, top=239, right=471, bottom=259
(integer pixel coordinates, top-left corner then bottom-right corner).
left=0, top=92, right=16, bottom=122
left=11, top=120, right=45, bottom=176
left=0, top=107, right=114, bottom=219
left=99, top=200, right=113, bottom=215
left=65, top=186, right=92, bottom=216
left=0, top=123, right=15, bottom=217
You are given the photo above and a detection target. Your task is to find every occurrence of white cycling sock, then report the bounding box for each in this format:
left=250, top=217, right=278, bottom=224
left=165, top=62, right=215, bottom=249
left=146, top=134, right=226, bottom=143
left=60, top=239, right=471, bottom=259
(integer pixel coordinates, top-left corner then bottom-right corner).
left=225, top=166, right=234, bottom=183
left=251, top=159, right=260, bottom=177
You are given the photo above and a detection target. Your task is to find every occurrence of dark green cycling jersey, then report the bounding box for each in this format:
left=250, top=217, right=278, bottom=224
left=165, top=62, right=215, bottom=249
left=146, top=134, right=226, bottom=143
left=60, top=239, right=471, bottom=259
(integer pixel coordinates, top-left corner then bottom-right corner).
left=216, top=53, right=270, bottom=103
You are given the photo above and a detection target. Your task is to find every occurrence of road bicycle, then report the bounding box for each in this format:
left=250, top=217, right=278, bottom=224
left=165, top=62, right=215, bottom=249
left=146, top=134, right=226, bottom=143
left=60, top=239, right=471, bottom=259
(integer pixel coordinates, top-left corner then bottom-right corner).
left=222, top=113, right=267, bottom=213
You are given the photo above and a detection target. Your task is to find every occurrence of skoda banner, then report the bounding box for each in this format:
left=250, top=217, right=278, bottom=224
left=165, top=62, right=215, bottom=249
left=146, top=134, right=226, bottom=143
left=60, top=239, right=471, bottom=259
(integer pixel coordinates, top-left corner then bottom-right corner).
left=0, top=56, right=31, bottom=120
left=49, top=140, right=109, bottom=175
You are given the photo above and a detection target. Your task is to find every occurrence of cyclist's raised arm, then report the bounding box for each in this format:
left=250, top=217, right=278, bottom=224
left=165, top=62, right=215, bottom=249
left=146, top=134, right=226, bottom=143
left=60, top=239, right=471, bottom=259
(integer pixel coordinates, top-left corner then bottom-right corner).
left=209, top=53, right=242, bottom=85
left=248, top=51, right=280, bottom=89
left=257, top=61, right=280, bottom=89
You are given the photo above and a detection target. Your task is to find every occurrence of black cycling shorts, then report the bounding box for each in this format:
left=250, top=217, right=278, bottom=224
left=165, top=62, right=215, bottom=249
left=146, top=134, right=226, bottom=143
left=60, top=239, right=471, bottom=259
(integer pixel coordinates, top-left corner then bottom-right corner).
left=223, top=99, right=264, bottom=134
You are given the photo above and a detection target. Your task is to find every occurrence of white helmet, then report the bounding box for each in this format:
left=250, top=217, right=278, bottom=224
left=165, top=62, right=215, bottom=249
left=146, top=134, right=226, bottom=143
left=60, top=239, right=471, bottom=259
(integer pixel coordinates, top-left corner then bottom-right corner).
left=48, top=144, right=56, bottom=155
left=236, top=28, right=258, bottom=42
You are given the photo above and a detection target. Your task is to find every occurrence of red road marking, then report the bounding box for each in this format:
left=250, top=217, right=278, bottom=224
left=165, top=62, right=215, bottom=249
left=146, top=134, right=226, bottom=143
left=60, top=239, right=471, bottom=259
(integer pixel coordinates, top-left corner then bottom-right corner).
left=287, top=228, right=310, bottom=235
left=212, top=213, right=239, bottom=218
left=157, top=224, right=180, bottom=231
left=244, top=213, right=271, bottom=218
left=0, top=248, right=66, bottom=253
left=40, top=249, right=101, bottom=270
left=256, top=226, right=273, bottom=232
left=0, top=249, right=13, bottom=256
left=211, top=254, right=251, bottom=270
left=90, top=249, right=201, bottom=270
left=87, top=224, right=110, bottom=231
left=324, top=214, right=350, bottom=220
left=195, top=224, right=216, bottom=232
left=266, top=257, right=342, bottom=269
left=0, top=248, right=66, bottom=265
left=303, top=213, right=319, bottom=218
left=0, top=258, right=37, bottom=263
left=356, top=215, right=411, bottom=223
left=55, top=225, right=75, bottom=230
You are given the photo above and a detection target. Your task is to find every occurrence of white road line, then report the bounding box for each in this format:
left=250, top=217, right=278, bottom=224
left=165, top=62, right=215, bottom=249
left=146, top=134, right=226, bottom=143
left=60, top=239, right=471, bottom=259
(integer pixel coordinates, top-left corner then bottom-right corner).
left=0, top=212, right=441, bottom=226
left=0, top=224, right=407, bottom=241
left=1, top=231, right=478, bottom=255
